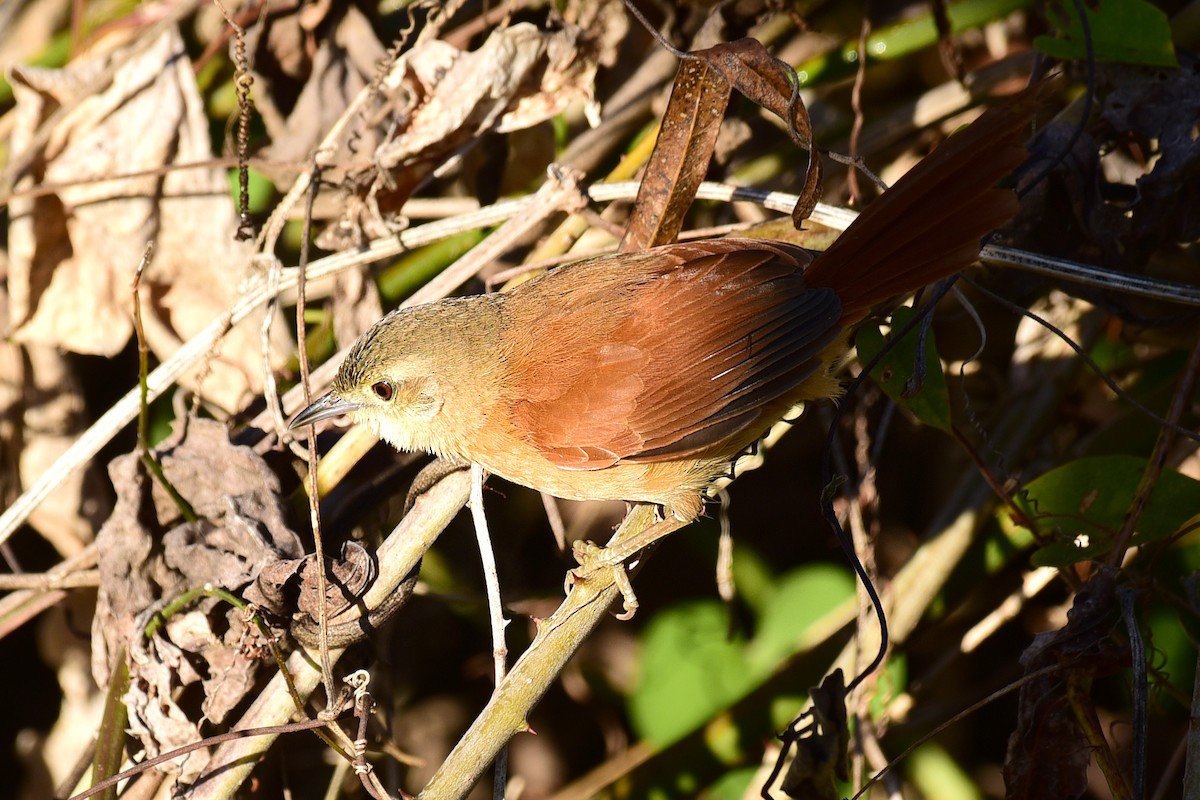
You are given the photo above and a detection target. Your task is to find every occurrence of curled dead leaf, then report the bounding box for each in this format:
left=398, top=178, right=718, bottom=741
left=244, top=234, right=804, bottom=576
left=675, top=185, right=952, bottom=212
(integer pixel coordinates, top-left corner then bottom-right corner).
left=7, top=27, right=290, bottom=413
left=92, top=418, right=302, bottom=780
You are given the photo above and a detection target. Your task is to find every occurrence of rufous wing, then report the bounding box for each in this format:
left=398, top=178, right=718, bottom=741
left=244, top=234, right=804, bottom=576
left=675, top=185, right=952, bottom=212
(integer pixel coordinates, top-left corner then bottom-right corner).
left=505, top=240, right=844, bottom=470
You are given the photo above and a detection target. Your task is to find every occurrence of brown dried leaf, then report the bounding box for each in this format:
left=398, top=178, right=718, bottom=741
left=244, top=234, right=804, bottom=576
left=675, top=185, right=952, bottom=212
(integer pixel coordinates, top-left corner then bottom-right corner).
left=1003, top=568, right=1127, bottom=799
left=254, top=5, right=387, bottom=174
left=7, top=27, right=289, bottom=413
left=0, top=260, right=106, bottom=552
left=780, top=670, right=850, bottom=800
left=620, top=57, right=732, bottom=252
left=691, top=39, right=822, bottom=225
left=92, top=418, right=302, bottom=778
left=246, top=540, right=375, bottom=623
left=321, top=21, right=600, bottom=248
left=621, top=37, right=822, bottom=253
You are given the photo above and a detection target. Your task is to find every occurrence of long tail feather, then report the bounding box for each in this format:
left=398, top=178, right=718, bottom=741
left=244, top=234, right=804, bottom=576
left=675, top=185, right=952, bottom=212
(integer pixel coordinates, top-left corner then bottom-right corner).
left=803, top=87, right=1044, bottom=322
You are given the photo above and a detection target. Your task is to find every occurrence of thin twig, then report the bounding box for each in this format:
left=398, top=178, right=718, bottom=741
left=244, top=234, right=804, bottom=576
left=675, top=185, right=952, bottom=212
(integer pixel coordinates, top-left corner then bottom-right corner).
left=540, top=493, right=568, bottom=553
left=131, top=243, right=196, bottom=521
left=296, top=166, right=337, bottom=704
left=846, top=16, right=870, bottom=205
left=470, top=464, right=510, bottom=800
left=69, top=718, right=334, bottom=800
left=715, top=490, right=735, bottom=604
left=0, top=569, right=100, bottom=590
left=1107, top=333, right=1200, bottom=565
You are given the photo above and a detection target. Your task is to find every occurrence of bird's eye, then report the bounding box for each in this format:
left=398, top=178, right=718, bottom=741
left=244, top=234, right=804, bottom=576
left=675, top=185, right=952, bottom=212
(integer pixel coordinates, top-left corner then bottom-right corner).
left=371, top=380, right=394, bottom=401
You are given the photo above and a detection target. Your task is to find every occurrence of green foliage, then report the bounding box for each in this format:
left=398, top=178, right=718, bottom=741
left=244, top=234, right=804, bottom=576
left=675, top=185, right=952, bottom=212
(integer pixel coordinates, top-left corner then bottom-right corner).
left=857, top=306, right=951, bottom=433
left=1034, top=0, right=1178, bottom=67
left=629, top=564, right=855, bottom=747
left=793, top=0, right=1034, bottom=86
left=908, top=742, right=983, bottom=800
left=704, top=766, right=759, bottom=800
left=376, top=230, right=487, bottom=303
left=1003, top=455, right=1200, bottom=567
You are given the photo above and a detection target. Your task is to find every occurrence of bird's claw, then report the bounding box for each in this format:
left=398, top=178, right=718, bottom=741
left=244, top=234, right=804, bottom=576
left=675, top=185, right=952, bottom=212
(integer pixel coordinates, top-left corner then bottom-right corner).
left=566, top=540, right=639, bottom=620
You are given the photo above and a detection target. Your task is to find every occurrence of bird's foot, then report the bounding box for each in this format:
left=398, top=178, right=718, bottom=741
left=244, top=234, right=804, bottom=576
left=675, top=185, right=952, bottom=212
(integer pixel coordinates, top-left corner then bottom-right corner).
left=567, top=540, right=640, bottom=620
left=566, top=542, right=643, bottom=623
left=565, top=506, right=693, bottom=619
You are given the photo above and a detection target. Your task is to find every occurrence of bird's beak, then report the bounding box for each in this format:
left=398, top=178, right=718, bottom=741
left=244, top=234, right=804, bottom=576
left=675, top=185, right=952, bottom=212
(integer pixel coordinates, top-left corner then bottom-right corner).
left=289, top=391, right=360, bottom=429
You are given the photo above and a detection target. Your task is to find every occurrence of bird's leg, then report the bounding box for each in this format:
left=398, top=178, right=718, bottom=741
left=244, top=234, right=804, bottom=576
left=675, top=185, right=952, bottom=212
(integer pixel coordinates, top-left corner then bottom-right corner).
left=566, top=502, right=694, bottom=619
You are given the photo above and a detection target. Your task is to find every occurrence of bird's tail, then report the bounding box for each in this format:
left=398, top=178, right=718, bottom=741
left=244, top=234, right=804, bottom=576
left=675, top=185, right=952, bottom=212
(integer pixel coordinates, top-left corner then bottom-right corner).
left=802, top=88, right=1043, bottom=322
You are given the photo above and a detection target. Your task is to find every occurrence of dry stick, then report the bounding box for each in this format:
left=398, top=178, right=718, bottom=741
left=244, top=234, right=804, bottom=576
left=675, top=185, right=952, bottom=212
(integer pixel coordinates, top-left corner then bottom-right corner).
left=469, top=464, right=510, bottom=800
left=715, top=490, right=734, bottom=603
left=0, top=544, right=97, bottom=639
left=259, top=254, right=304, bottom=458
left=540, top=494, right=568, bottom=553
left=1107, top=333, right=1200, bottom=567
left=0, top=569, right=100, bottom=590
left=958, top=567, right=1058, bottom=654
left=858, top=724, right=903, bottom=800
left=295, top=166, right=337, bottom=706
left=418, top=505, right=688, bottom=800
left=69, top=718, right=333, bottom=800
left=846, top=16, right=871, bottom=205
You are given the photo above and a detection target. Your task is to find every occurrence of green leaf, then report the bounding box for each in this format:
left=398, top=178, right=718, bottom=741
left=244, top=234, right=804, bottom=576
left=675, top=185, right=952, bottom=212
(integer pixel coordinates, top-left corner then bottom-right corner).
left=908, top=742, right=983, bottom=800
left=1034, top=0, right=1178, bottom=68
left=748, top=564, right=855, bottom=672
left=704, top=767, right=758, bottom=800
left=1006, top=455, right=1200, bottom=567
left=630, top=565, right=855, bottom=747
left=856, top=306, right=951, bottom=432
left=630, top=601, right=753, bottom=746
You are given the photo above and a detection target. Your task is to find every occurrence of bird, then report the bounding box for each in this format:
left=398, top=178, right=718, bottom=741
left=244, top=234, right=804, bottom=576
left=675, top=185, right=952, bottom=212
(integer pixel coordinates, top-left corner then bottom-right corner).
left=291, top=91, right=1037, bottom=591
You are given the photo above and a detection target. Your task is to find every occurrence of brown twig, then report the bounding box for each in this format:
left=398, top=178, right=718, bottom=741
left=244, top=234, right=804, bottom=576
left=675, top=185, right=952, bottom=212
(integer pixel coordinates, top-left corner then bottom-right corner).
left=131, top=243, right=196, bottom=522
left=295, top=164, right=337, bottom=705
left=847, top=16, right=870, bottom=205
left=69, top=718, right=334, bottom=800
left=1106, top=333, right=1200, bottom=567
